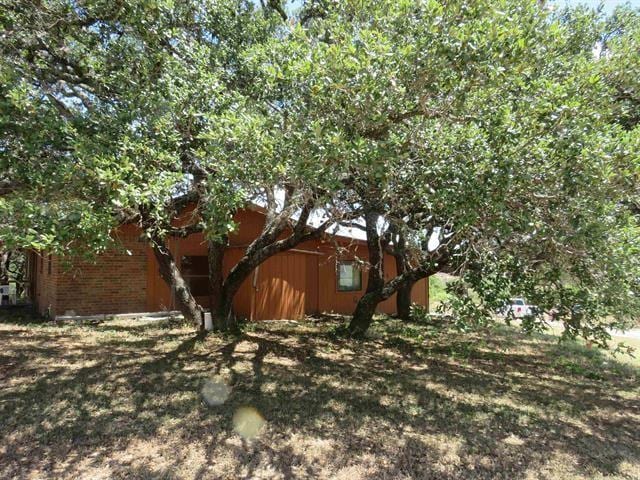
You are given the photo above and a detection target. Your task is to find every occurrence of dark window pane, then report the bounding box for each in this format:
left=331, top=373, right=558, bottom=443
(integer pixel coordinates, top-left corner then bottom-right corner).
left=181, top=256, right=209, bottom=276
left=187, top=276, right=210, bottom=297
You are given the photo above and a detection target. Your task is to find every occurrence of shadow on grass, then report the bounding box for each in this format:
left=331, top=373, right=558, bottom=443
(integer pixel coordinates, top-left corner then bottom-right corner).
left=0, top=306, right=45, bottom=326
left=0, top=316, right=638, bottom=479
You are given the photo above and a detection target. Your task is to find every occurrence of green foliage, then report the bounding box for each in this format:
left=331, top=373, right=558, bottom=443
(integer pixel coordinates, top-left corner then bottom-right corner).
left=1, top=0, right=639, bottom=345
left=0, top=0, right=289, bottom=254
left=409, top=304, right=453, bottom=331
left=326, top=322, right=351, bottom=339
left=429, top=275, right=452, bottom=309
left=409, top=303, right=430, bottom=322
left=282, top=0, right=640, bottom=344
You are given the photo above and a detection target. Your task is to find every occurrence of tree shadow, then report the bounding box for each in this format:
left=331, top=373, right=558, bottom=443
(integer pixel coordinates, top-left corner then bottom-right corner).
left=0, top=318, right=638, bottom=479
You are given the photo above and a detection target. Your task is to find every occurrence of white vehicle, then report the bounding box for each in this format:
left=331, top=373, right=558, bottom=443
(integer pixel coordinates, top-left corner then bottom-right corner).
left=501, top=298, right=536, bottom=318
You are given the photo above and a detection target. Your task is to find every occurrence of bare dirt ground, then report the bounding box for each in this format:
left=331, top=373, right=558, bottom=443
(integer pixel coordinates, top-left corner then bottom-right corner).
left=0, top=312, right=638, bottom=479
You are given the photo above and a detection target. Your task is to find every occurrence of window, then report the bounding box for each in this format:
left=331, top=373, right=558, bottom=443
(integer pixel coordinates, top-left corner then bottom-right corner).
left=47, top=254, right=52, bottom=275
left=181, top=256, right=209, bottom=297
left=337, top=261, right=362, bottom=292
left=40, top=256, right=43, bottom=273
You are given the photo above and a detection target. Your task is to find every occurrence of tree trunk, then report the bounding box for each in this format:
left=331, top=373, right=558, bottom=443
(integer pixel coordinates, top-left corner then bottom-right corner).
left=392, top=234, right=413, bottom=321
left=206, top=239, right=263, bottom=332
left=206, top=238, right=258, bottom=332
left=212, top=256, right=258, bottom=330
left=0, top=251, right=11, bottom=285
left=207, top=238, right=234, bottom=331
left=150, top=235, right=203, bottom=329
left=349, top=291, right=383, bottom=337
left=396, top=283, right=412, bottom=320
left=212, top=291, right=236, bottom=331
left=348, top=219, right=439, bottom=335
left=349, top=273, right=426, bottom=336
left=205, top=203, right=328, bottom=329
left=348, top=210, right=386, bottom=337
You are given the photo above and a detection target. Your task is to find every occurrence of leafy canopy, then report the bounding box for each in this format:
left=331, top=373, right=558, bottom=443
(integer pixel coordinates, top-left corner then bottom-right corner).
left=1, top=0, right=639, bottom=343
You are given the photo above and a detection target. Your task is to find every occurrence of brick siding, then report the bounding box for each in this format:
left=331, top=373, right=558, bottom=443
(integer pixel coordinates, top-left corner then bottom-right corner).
left=36, top=233, right=148, bottom=317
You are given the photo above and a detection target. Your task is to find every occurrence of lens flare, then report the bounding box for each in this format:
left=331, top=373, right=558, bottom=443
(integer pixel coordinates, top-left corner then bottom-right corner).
left=201, top=378, right=231, bottom=406
left=233, top=406, right=265, bottom=439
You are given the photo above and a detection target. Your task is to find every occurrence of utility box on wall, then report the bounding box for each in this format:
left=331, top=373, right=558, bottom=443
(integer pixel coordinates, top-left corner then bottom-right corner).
left=0, top=285, right=15, bottom=305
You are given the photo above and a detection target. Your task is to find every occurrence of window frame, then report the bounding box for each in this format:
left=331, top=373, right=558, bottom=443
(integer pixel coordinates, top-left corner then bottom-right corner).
left=336, top=260, right=362, bottom=292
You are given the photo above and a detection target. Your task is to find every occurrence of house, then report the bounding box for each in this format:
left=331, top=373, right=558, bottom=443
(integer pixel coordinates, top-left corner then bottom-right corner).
left=27, top=207, right=429, bottom=320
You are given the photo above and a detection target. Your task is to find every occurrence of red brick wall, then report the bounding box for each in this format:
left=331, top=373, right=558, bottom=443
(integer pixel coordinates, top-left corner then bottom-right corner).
left=35, top=229, right=148, bottom=317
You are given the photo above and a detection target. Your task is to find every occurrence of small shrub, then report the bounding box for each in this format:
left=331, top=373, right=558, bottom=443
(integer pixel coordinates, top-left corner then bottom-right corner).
left=410, top=304, right=430, bottom=322
left=327, top=322, right=350, bottom=338
left=410, top=304, right=455, bottom=329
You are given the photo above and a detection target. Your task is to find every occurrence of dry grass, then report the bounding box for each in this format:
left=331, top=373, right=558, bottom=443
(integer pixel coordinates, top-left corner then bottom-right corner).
left=0, top=311, right=638, bottom=480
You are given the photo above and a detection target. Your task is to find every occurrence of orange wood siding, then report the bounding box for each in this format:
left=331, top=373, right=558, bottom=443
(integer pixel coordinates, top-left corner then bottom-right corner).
left=253, top=252, right=306, bottom=320
left=47, top=206, right=429, bottom=319
left=314, top=238, right=429, bottom=316
left=305, top=254, right=320, bottom=315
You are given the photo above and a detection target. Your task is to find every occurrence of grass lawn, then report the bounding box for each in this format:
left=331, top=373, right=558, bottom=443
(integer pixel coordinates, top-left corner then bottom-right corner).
left=428, top=273, right=455, bottom=311
left=0, top=312, right=638, bottom=480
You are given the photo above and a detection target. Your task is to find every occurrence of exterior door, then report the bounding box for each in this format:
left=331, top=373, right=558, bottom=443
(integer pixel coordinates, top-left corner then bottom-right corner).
left=254, top=252, right=307, bottom=320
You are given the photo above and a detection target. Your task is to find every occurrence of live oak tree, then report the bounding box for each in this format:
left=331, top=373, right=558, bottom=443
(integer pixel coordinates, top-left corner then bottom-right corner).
left=0, top=0, right=352, bottom=329
left=0, top=250, right=12, bottom=285
left=283, top=0, right=640, bottom=339
left=389, top=230, right=414, bottom=321
left=133, top=0, right=635, bottom=346
left=601, top=6, right=640, bottom=132
left=144, top=2, right=355, bottom=330
left=600, top=7, right=640, bottom=220
left=0, top=0, right=285, bottom=326
left=2, top=0, right=638, bottom=343
left=193, top=37, right=350, bottom=329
